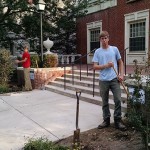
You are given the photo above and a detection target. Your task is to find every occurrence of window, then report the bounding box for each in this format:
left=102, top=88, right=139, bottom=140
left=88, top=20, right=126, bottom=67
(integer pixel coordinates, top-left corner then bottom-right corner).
left=129, top=21, right=145, bottom=52
left=90, top=28, right=100, bottom=52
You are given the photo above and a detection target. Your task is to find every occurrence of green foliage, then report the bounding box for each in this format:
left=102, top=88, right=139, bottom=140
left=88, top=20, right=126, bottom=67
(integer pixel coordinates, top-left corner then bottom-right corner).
left=127, top=59, right=150, bottom=149
left=48, top=0, right=88, bottom=54
left=0, top=48, right=13, bottom=86
left=0, top=0, right=88, bottom=55
left=0, top=0, right=34, bottom=40
left=30, top=53, right=58, bottom=68
left=24, top=137, right=69, bottom=150
left=0, top=84, right=9, bottom=94
left=43, top=54, right=58, bottom=68
left=30, top=54, right=40, bottom=68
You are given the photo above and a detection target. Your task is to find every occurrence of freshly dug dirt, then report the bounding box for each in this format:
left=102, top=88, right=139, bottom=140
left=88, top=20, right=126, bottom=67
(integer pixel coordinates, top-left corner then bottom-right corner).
left=56, top=124, right=145, bottom=150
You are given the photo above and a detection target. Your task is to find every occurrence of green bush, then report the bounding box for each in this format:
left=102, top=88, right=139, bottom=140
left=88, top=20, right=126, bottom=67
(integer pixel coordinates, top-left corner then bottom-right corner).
left=43, top=54, right=58, bottom=68
left=24, top=138, right=69, bottom=150
left=0, top=48, right=13, bottom=86
left=127, top=59, right=150, bottom=149
left=30, top=54, right=40, bottom=68
left=0, top=84, right=9, bottom=94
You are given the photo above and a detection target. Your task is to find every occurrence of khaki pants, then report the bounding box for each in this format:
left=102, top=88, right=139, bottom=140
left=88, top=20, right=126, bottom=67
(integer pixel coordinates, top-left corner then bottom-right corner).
left=24, top=68, right=32, bottom=90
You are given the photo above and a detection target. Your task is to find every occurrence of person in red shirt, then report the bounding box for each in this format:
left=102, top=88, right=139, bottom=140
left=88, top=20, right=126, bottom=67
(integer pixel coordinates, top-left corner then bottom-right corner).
left=16, top=46, right=32, bottom=91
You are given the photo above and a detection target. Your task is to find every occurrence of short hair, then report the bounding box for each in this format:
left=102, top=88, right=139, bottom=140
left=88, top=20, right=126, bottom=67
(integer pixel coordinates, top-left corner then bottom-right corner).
left=24, top=45, right=28, bottom=49
left=99, top=31, right=109, bottom=38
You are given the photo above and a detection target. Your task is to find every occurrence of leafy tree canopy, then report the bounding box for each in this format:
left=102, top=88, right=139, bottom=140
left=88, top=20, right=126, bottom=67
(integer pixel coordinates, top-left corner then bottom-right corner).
left=0, top=0, right=88, bottom=54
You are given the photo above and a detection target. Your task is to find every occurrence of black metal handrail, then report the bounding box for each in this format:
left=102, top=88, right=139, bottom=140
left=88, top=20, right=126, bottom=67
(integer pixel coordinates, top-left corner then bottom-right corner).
left=62, top=47, right=129, bottom=98
left=120, top=47, right=129, bottom=75
left=63, top=48, right=97, bottom=97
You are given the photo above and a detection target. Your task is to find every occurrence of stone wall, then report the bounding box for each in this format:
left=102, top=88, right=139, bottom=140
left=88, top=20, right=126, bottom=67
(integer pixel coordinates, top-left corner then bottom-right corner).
left=17, top=67, right=71, bottom=89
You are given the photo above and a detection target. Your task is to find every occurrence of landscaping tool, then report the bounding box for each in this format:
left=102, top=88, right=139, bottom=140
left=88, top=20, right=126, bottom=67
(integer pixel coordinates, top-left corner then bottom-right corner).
left=73, top=90, right=81, bottom=147
left=112, top=66, right=129, bottom=97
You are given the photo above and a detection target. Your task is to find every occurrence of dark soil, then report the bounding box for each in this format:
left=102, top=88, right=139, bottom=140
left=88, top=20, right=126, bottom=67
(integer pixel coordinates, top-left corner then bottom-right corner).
left=8, top=82, right=22, bottom=92
left=56, top=123, right=145, bottom=150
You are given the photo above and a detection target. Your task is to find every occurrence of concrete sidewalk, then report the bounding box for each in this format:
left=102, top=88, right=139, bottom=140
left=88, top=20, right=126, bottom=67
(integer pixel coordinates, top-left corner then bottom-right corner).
left=0, top=90, right=115, bottom=150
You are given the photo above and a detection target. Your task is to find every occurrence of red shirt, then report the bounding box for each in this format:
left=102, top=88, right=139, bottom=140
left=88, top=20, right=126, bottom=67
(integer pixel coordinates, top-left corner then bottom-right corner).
left=22, top=52, right=31, bottom=68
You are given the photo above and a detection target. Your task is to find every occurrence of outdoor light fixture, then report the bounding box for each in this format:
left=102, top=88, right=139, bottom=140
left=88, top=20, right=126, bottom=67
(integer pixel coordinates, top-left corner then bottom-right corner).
left=36, top=0, right=46, bottom=11
left=36, top=0, right=46, bottom=66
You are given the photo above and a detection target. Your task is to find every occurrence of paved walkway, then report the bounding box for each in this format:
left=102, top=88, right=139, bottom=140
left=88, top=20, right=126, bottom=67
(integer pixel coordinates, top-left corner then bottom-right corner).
left=0, top=65, right=135, bottom=150
left=0, top=90, right=115, bottom=150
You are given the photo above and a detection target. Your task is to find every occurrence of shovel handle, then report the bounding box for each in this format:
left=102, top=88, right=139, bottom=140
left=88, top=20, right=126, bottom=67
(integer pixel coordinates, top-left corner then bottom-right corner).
left=112, top=66, right=129, bottom=96
left=76, top=90, right=81, bottom=129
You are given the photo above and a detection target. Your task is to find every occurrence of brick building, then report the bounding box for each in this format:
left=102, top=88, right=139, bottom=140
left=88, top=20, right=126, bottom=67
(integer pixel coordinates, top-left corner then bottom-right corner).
left=76, top=0, right=150, bottom=65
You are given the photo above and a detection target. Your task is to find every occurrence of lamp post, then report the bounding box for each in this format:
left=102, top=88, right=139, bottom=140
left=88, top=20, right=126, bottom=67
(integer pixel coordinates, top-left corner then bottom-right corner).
left=36, top=0, right=46, bottom=66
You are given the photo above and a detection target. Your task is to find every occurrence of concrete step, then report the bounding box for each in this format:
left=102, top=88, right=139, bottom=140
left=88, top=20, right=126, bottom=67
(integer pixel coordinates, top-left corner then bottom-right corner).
left=56, top=76, right=128, bottom=95
left=45, top=84, right=127, bottom=113
left=64, top=73, right=100, bottom=82
left=50, top=80, right=127, bottom=103
left=72, top=70, right=99, bottom=77
left=71, top=69, right=130, bottom=80
left=45, top=69, right=128, bottom=113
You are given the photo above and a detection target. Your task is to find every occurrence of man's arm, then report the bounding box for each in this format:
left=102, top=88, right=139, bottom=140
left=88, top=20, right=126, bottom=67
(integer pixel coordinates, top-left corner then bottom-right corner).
left=15, top=58, right=27, bottom=63
left=93, top=62, right=114, bottom=70
left=118, top=59, right=124, bottom=81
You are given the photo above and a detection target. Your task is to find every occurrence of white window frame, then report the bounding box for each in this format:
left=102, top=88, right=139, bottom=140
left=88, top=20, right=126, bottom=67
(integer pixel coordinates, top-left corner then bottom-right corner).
left=129, top=21, right=146, bottom=52
left=124, top=9, right=149, bottom=64
left=86, top=21, right=102, bottom=64
left=90, top=28, right=100, bottom=52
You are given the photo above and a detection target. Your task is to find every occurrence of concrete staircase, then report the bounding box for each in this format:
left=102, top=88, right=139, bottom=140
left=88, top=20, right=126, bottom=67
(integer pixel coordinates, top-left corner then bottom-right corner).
left=45, top=69, right=127, bottom=113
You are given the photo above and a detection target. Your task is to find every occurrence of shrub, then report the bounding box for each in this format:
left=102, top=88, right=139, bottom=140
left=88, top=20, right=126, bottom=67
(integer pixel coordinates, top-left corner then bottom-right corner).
left=0, top=48, right=13, bottom=86
left=127, top=59, right=150, bottom=149
left=24, top=137, right=69, bottom=150
left=30, top=54, right=40, bottom=68
left=43, top=54, right=58, bottom=68
left=0, top=84, right=9, bottom=94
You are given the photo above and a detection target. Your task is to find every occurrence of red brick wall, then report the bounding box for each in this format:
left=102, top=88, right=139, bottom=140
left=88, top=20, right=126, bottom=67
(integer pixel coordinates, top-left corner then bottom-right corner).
left=76, top=0, right=150, bottom=63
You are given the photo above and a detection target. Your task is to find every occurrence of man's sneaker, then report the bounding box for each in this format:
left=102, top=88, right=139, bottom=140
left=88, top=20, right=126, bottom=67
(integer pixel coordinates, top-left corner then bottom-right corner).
left=115, top=121, right=127, bottom=131
left=98, top=118, right=110, bottom=129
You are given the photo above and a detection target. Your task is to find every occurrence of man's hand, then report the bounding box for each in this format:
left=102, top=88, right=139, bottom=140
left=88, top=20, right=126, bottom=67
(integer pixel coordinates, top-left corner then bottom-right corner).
left=15, top=60, right=20, bottom=64
left=107, top=62, right=114, bottom=68
left=118, top=74, right=124, bottom=82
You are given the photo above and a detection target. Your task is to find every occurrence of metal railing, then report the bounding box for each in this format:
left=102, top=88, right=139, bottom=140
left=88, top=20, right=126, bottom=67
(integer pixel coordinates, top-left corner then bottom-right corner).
left=123, top=47, right=129, bottom=75
left=62, top=47, right=129, bottom=97
left=62, top=49, right=96, bottom=97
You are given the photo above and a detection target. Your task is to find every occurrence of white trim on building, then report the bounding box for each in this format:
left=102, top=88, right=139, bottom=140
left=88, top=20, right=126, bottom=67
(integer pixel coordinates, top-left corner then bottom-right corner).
left=124, top=9, right=149, bottom=65
left=87, top=0, right=117, bottom=14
